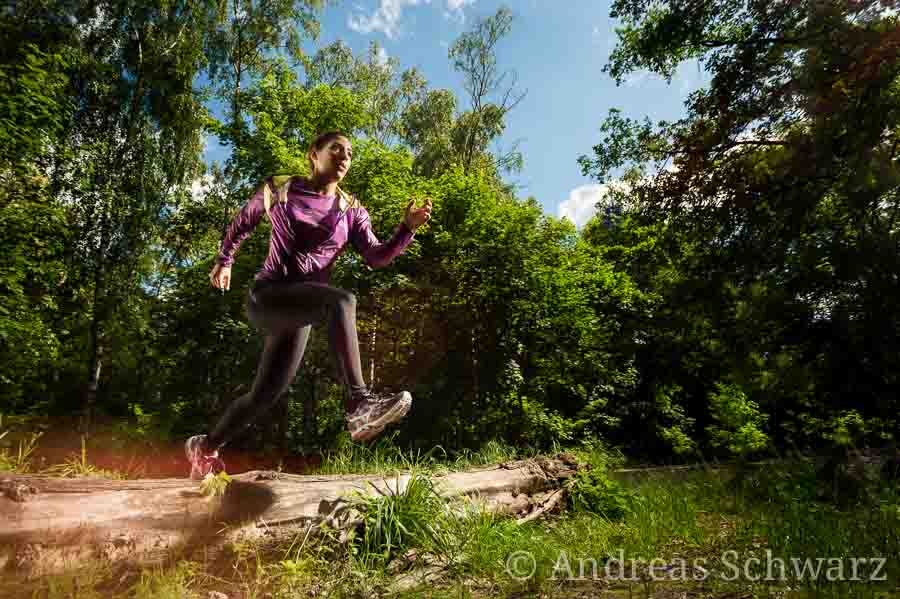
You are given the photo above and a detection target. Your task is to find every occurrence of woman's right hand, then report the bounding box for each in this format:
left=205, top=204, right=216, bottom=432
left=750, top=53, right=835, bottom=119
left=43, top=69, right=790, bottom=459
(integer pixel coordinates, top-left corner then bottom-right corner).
left=210, top=263, right=232, bottom=291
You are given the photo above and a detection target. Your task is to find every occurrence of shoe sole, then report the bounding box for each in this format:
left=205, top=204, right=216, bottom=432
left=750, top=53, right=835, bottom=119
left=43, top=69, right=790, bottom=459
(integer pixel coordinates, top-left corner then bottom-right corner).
left=350, top=392, right=412, bottom=442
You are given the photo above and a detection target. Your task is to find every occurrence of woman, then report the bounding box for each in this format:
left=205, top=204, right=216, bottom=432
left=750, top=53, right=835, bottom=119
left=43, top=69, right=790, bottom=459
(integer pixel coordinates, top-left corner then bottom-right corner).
left=185, top=131, right=433, bottom=480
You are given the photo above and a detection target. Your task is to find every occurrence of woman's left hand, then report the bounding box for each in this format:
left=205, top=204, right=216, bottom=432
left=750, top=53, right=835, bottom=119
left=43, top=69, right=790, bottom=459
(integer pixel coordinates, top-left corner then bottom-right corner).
left=404, top=197, right=433, bottom=231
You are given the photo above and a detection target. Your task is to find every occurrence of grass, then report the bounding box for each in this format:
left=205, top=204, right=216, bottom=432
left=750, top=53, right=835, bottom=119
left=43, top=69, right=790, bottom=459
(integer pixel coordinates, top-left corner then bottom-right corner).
left=2, top=420, right=898, bottom=598
left=12, top=464, right=900, bottom=598
left=311, top=432, right=529, bottom=477
left=348, top=470, right=450, bottom=568
left=41, top=435, right=134, bottom=479
left=0, top=413, right=43, bottom=473
left=0, top=415, right=159, bottom=479
left=203, top=457, right=896, bottom=598
left=0, top=429, right=41, bottom=473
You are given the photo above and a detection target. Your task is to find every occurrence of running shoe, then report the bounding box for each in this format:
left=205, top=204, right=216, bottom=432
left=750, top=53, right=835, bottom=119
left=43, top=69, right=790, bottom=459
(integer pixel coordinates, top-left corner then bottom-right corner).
left=346, top=390, right=412, bottom=442
left=184, top=434, right=226, bottom=480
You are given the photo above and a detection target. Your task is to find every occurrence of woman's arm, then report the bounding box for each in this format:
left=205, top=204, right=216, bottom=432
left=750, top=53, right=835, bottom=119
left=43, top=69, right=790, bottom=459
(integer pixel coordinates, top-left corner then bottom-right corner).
left=349, top=206, right=416, bottom=268
left=215, top=179, right=270, bottom=267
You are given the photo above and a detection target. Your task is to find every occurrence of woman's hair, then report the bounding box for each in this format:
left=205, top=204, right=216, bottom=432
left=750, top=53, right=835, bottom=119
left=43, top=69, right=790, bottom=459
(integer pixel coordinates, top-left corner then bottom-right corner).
left=262, top=131, right=359, bottom=215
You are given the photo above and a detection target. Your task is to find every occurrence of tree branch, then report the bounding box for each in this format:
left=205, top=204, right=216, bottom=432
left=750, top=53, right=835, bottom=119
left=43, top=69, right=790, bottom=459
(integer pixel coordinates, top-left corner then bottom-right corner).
left=698, top=35, right=812, bottom=48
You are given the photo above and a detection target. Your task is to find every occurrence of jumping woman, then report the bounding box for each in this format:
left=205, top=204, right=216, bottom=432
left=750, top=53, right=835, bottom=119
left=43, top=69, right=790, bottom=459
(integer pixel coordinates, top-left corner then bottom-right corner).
left=184, top=131, right=433, bottom=480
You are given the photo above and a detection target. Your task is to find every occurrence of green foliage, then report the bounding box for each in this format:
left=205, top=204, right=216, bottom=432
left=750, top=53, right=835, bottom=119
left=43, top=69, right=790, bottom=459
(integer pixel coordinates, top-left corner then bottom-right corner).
left=568, top=467, right=633, bottom=521
left=400, top=88, right=457, bottom=175
left=306, top=40, right=427, bottom=145
left=578, top=0, right=900, bottom=458
left=706, top=382, right=769, bottom=458
left=0, top=42, right=71, bottom=168
left=798, top=409, right=893, bottom=452
left=0, top=39, right=73, bottom=413
left=653, top=383, right=698, bottom=457
left=225, top=60, right=373, bottom=184
left=349, top=471, right=449, bottom=568
left=200, top=471, right=232, bottom=497
left=0, top=192, right=69, bottom=411
left=131, top=561, right=200, bottom=599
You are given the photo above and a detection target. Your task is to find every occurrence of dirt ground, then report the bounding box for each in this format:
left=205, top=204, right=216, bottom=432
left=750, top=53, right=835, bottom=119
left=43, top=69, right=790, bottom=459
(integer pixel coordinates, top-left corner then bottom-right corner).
left=7, top=417, right=322, bottom=479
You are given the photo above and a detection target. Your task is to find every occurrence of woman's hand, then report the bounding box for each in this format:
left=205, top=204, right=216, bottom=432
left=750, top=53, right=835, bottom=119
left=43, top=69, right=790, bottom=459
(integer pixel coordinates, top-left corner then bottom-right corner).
left=210, top=263, right=232, bottom=291
left=404, top=197, right=433, bottom=231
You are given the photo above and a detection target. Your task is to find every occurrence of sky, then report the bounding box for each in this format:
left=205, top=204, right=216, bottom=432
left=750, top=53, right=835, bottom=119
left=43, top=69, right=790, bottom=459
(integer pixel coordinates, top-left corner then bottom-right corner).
left=202, top=0, right=713, bottom=229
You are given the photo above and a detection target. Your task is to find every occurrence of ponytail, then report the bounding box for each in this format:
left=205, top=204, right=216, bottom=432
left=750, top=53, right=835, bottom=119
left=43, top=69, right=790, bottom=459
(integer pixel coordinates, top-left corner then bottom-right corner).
left=262, top=175, right=293, bottom=217
left=335, top=185, right=361, bottom=211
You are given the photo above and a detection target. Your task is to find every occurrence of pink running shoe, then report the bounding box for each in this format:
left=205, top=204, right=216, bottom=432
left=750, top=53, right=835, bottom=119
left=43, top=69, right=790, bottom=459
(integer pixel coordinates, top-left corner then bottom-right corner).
left=184, top=434, right=226, bottom=480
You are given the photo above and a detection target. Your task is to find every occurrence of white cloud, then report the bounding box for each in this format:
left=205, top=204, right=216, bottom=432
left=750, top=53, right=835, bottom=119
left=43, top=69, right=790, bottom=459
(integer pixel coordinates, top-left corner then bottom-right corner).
left=347, top=0, right=475, bottom=38
left=443, top=0, right=475, bottom=22
left=624, top=69, right=651, bottom=87
left=375, top=45, right=390, bottom=65
left=614, top=57, right=705, bottom=92
left=191, top=174, right=214, bottom=204
left=559, top=184, right=611, bottom=229
left=676, top=57, right=703, bottom=95
left=559, top=177, right=645, bottom=229
left=348, top=0, right=430, bottom=39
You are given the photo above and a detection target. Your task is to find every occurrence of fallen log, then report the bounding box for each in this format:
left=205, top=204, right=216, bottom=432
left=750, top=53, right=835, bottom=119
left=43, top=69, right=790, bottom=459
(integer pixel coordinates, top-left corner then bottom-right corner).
left=0, top=455, right=584, bottom=579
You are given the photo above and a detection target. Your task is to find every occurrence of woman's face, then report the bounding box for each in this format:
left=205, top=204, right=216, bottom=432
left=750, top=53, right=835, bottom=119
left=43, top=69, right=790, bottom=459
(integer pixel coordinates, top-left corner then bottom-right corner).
left=311, top=136, right=353, bottom=182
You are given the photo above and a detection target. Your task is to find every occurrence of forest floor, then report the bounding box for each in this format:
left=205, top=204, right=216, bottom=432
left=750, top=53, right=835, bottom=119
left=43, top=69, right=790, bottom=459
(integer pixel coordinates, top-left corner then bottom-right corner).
left=1, top=416, right=899, bottom=598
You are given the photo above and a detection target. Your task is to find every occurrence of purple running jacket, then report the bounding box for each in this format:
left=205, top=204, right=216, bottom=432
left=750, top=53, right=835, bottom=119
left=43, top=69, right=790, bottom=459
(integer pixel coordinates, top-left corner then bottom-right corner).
left=216, top=176, right=415, bottom=284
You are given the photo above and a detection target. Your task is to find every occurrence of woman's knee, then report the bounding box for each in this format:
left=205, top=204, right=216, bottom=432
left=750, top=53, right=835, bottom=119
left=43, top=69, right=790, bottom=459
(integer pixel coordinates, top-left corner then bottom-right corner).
left=333, top=288, right=357, bottom=311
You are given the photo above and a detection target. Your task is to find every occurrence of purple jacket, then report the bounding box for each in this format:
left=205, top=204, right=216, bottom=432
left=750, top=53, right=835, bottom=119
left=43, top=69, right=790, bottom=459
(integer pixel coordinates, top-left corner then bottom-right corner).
left=216, top=177, right=415, bottom=284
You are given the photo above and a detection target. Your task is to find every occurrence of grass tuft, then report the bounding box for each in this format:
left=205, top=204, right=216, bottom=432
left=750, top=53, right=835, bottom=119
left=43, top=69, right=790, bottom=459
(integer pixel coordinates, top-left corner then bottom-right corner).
left=41, top=436, right=130, bottom=479
left=348, top=469, right=450, bottom=569
left=0, top=413, right=43, bottom=473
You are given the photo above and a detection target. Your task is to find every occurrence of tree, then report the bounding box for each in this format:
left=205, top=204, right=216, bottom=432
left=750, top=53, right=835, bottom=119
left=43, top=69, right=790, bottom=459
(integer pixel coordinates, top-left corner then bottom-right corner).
left=306, top=40, right=428, bottom=146
left=16, top=0, right=213, bottom=423
left=204, top=0, right=324, bottom=153
left=0, top=26, right=74, bottom=412
left=399, top=89, right=458, bottom=176
left=580, top=0, right=900, bottom=452
left=447, top=5, right=526, bottom=175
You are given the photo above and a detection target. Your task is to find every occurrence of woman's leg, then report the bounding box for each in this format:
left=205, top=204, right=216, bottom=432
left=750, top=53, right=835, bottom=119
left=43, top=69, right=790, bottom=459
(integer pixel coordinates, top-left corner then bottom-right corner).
left=190, top=280, right=407, bottom=472
left=328, top=302, right=368, bottom=414
left=206, top=281, right=366, bottom=448
left=207, top=325, right=311, bottom=449
left=252, top=281, right=369, bottom=405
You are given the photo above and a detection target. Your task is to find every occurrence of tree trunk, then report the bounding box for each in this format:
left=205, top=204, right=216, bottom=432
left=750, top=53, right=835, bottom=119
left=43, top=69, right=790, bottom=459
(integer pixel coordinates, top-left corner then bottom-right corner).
left=369, top=315, right=377, bottom=386
left=303, top=381, right=318, bottom=441
left=0, top=456, right=584, bottom=579
left=267, top=393, right=289, bottom=451
left=81, top=262, right=106, bottom=432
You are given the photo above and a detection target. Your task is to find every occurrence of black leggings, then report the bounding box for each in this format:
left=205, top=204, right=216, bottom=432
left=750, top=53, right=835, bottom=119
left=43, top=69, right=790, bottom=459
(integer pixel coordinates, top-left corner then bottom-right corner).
left=207, top=280, right=367, bottom=449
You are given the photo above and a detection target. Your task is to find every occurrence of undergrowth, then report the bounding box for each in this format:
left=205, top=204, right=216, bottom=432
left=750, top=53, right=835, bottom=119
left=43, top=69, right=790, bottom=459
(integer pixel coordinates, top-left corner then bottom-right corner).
left=3, top=420, right=898, bottom=598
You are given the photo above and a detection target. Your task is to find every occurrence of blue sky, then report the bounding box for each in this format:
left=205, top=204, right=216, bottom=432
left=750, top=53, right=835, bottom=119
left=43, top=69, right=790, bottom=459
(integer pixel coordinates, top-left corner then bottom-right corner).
left=203, top=0, right=712, bottom=228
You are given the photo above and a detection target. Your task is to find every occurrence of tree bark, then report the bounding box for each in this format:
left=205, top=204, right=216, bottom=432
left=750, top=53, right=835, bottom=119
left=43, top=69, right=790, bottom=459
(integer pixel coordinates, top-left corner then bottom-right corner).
left=369, top=314, right=377, bottom=386
left=81, top=260, right=106, bottom=431
left=0, top=456, right=584, bottom=579
left=303, top=381, right=318, bottom=441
